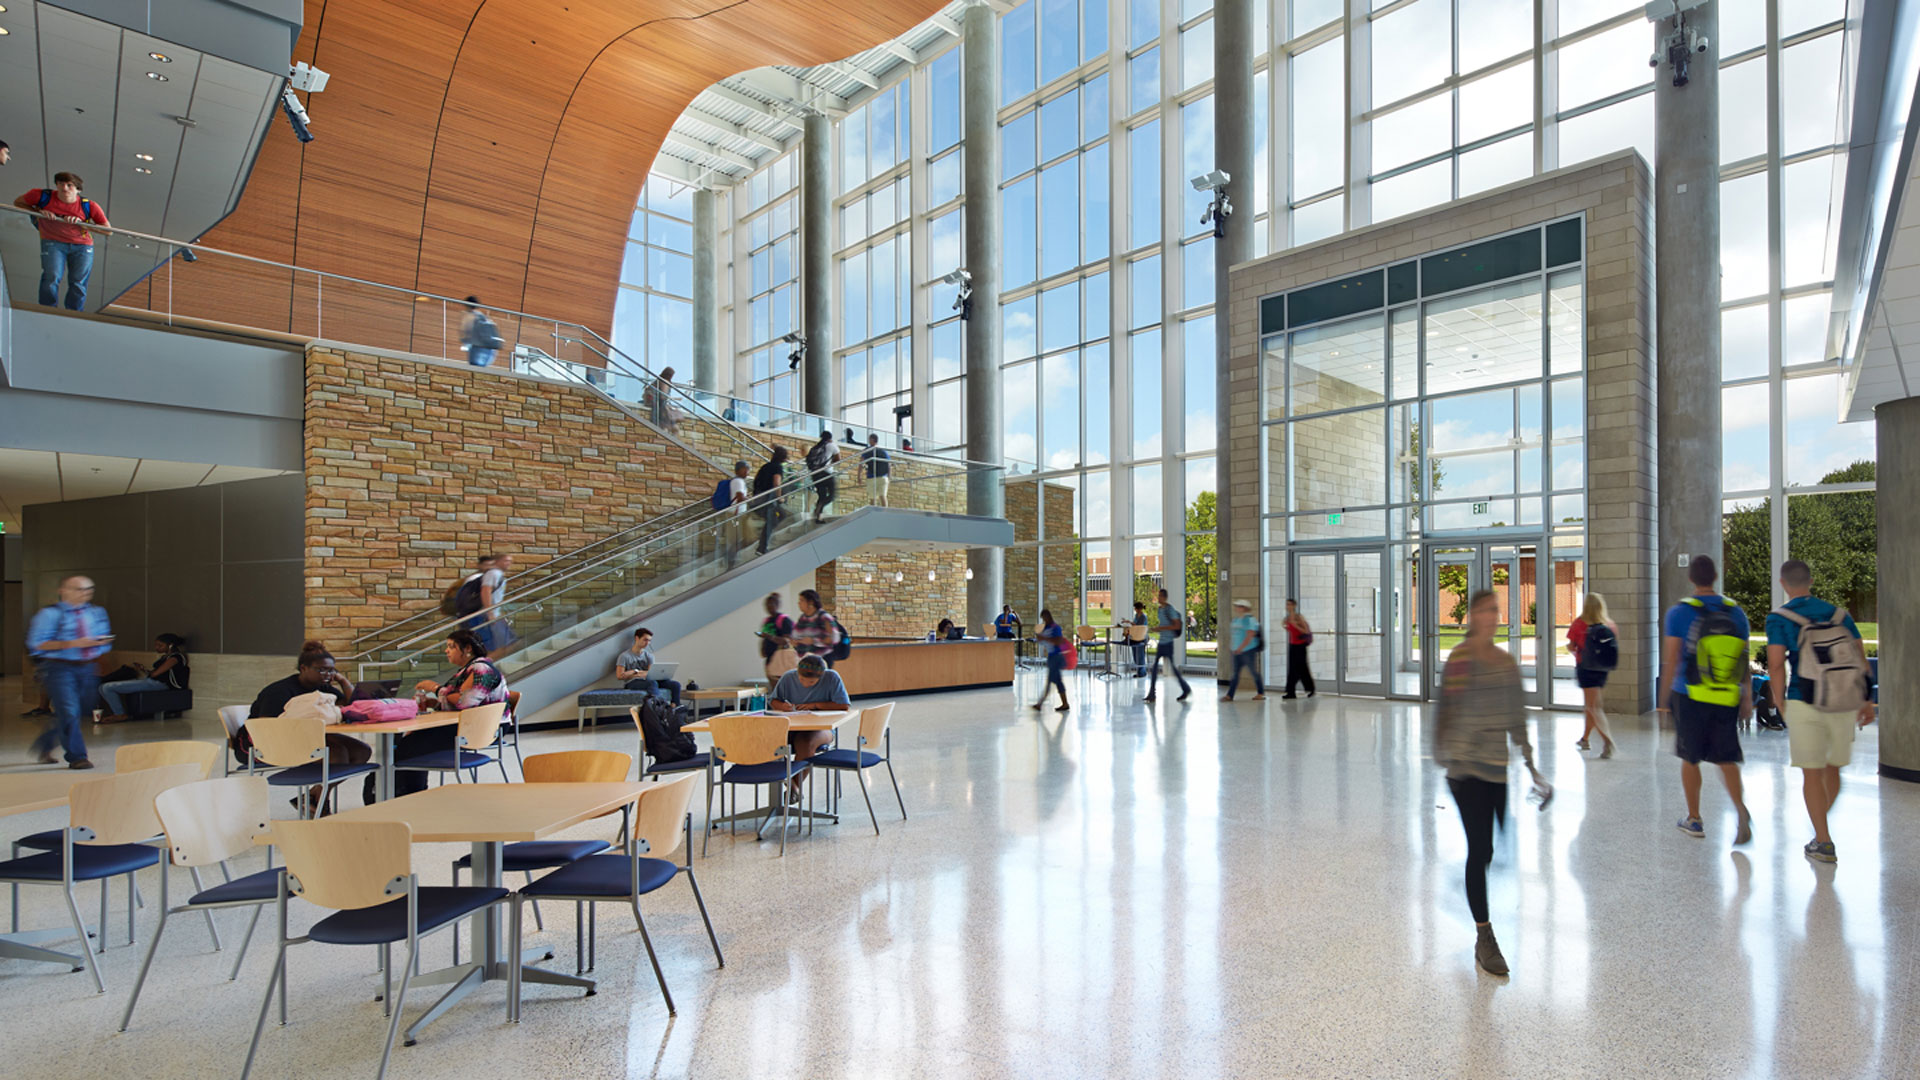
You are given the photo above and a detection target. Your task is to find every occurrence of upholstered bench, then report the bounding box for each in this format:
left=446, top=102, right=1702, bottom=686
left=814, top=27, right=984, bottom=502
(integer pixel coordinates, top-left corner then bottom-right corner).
left=575, top=688, right=669, bottom=730
left=124, top=687, right=194, bottom=720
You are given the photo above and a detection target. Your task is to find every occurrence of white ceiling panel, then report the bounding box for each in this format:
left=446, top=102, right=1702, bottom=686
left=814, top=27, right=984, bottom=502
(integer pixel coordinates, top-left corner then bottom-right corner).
left=126, top=459, right=216, bottom=493
left=57, top=453, right=139, bottom=500
left=0, top=450, right=291, bottom=533
left=202, top=465, right=293, bottom=485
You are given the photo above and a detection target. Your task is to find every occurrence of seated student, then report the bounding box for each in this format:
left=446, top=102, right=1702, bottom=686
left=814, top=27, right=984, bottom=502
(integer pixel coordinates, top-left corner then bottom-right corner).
left=396, top=629, right=510, bottom=796
left=244, top=640, right=374, bottom=809
left=615, top=627, right=682, bottom=704
left=993, top=605, right=1020, bottom=639
left=935, top=618, right=957, bottom=641
left=768, top=655, right=849, bottom=790
left=96, top=633, right=191, bottom=722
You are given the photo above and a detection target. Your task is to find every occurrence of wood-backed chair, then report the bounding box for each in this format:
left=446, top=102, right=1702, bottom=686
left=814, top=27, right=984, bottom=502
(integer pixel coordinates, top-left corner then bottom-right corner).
left=241, top=820, right=510, bottom=1080
left=703, top=713, right=811, bottom=857
left=120, top=776, right=279, bottom=1030
left=246, top=711, right=379, bottom=819
left=1075, top=625, right=1112, bottom=676
left=449, top=750, right=632, bottom=962
left=218, top=706, right=252, bottom=775
left=510, top=773, right=721, bottom=1018
left=809, top=702, right=906, bottom=835
left=0, top=762, right=202, bottom=993
left=392, top=702, right=510, bottom=786
left=629, top=704, right=710, bottom=780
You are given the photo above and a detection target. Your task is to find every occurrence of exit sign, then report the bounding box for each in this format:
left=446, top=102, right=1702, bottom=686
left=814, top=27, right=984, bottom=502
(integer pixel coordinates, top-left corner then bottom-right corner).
left=1471, top=501, right=1490, bottom=516
left=1327, top=512, right=1342, bottom=525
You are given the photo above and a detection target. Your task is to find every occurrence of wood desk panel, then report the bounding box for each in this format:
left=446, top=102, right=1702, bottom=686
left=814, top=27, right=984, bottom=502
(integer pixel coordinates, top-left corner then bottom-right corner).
left=833, top=640, right=1015, bottom=697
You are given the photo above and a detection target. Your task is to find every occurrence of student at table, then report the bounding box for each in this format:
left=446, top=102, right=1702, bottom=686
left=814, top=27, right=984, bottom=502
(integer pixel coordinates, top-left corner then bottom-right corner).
left=768, top=655, right=849, bottom=790
left=400, top=629, right=511, bottom=796
left=244, top=640, right=375, bottom=808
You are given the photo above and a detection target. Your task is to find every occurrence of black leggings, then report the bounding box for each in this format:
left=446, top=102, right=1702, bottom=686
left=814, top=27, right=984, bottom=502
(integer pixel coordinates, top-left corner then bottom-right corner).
left=1448, top=776, right=1507, bottom=924
left=1285, top=643, right=1315, bottom=696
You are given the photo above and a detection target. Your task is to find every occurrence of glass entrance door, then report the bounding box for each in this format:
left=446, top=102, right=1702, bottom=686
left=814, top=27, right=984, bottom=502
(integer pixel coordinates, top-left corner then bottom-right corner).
left=1289, top=546, right=1388, bottom=697
left=1420, top=541, right=1549, bottom=706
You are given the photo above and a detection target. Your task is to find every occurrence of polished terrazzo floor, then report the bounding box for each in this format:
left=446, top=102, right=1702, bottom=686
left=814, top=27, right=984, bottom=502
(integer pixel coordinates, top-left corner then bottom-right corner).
left=2, top=671, right=1916, bottom=1079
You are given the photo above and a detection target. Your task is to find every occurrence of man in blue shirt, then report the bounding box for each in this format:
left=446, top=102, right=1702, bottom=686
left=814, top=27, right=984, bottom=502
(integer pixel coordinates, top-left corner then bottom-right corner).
left=1221, top=600, right=1266, bottom=702
left=993, top=605, right=1020, bottom=639
left=25, top=575, right=114, bottom=768
left=1144, top=588, right=1191, bottom=702
left=1657, top=555, right=1753, bottom=843
left=1764, top=559, right=1875, bottom=863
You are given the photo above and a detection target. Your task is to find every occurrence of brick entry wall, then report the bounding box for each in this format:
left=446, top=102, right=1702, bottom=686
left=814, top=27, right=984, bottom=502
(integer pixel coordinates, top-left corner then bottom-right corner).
left=303, top=346, right=989, bottom=644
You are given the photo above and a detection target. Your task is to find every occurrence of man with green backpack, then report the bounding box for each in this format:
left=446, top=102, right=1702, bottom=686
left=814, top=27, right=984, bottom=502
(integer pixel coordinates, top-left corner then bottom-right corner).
left=1658, top=555, right=1754, bottom=844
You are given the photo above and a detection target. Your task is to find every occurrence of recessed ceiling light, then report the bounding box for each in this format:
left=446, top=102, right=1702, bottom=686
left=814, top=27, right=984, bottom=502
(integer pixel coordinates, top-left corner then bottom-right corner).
left=135, top=153, right=154, bottom=161
left=147, top=71, right=168, bottom=81
left=134, top=167, right=152, bottom=174
left=148, top=50, right=172, bottom=62
left=0, top=27, right=10, bottom=36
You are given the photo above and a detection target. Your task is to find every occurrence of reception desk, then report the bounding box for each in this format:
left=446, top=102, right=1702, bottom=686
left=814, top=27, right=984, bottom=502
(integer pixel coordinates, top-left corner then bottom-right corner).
left=834, top=639, right=1016, bottom=697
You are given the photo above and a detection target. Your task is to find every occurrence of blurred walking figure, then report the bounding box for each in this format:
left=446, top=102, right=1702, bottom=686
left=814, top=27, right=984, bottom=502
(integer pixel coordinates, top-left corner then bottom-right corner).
left=1568, top=593, right=1619, bottom=758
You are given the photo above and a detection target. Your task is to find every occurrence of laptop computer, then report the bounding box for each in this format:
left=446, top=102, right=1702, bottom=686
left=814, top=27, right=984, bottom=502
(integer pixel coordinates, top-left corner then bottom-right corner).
left=650, top=661, right=680, bottom=681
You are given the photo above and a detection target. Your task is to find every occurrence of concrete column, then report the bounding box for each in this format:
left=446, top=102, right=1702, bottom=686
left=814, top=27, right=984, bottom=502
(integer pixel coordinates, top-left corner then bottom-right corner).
left=801, top=111, right=834, bottom=416
left=1877, top=395, right=1920, bottom=781
left=1212, top=0, right=1255, bottom=676
left=962, top=1, right=1004, bottom=631
left=691, top=189, right=720, bottom=394
left=1652, top=4, right=1722, bottom=613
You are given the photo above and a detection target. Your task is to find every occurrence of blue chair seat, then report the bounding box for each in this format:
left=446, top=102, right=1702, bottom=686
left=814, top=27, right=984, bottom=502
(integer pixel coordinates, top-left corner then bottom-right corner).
left=10, top=828, right=63, bottom=852
left=188, top=867, right=283, bottom=906
left=645, top=753, right=709, bottom=776
left=308, top=886, right=508, bottom=945
left=0, top=844, right=162, bottom=882
left=811, top=748, right=886, bottom=769
left=517, top=855, right=679, bottom=900
left=262, top=761, right=380, bottom=787
left=453, top=840, right=610, bottom=873
left=394, top=749, right=495, bottom=772
left=720, top=760, right=809, bottom=785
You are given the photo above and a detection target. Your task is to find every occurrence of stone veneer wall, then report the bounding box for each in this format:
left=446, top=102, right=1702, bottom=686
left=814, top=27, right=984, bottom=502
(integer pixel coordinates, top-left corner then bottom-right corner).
left=1225, top=152, right=1657, bottom=714
left=304, top=346, right=988, bottom=643
left=816, top=551, right=969, bottom=639
left=1004, top=481, right=1083, bottom=624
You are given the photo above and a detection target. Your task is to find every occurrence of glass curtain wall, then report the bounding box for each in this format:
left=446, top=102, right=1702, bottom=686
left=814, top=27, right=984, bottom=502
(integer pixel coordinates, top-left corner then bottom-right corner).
left=613, top=177, right=697, bottom=371
left=646, top=0, right=1867, bottom=675
left=739, top=153, right=801, bottom=413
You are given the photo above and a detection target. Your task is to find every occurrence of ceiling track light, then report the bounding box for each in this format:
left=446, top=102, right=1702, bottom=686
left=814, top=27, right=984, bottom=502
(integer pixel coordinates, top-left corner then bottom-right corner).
left=148, top=50, right=172, bottom=62
left=146, top=71, right=169, bottom=81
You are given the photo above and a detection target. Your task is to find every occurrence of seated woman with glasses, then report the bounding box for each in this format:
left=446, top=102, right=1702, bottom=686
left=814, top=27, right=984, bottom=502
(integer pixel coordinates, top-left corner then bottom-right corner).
left=396, top=629, right=511, bottom=796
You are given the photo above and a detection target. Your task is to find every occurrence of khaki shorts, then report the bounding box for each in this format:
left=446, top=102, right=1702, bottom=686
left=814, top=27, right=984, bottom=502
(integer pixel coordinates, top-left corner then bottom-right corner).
left=866, top=475, right=889, bottom=502
left=1785, top=699, right=1855, bottom=768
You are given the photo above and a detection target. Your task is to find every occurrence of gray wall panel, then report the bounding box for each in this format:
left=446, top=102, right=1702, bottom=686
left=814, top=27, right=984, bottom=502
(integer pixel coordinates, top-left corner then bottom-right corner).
left=148, top=486, right=225, bottom=566
left=223, top=475, right=304, bottom=561
left=221, top=561, right=302, bottom=653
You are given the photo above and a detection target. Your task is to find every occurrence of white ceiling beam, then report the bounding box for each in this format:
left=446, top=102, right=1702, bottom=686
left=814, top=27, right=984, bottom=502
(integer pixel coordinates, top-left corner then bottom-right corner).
left=704, top=82, right=805, bottom=131
left=830, top=61, right=881, bottom=90
left=660, top=130, right=759, bottom=172
left=879, top=41, right=920, bottom=65
left=928, top=12, right=964, bottom=37
left=679, top=104, right=785, bottom=153
left=733, top=69, right=847, bottom=114
left=648, top=153, right=732, bottom=188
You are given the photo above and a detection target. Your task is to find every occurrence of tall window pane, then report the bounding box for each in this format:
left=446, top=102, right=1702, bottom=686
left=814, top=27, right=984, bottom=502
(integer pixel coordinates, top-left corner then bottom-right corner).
left=1133, top=327, right=1163, bottom=457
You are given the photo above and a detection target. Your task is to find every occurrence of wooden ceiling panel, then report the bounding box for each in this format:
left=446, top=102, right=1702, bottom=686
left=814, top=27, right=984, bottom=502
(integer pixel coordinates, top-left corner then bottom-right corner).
left=123, top=0, right=948, bottom=341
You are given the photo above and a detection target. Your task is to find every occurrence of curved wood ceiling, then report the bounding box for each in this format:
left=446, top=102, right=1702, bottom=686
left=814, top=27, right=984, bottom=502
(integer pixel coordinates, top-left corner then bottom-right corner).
left=130, top=0, right=944, bottom=346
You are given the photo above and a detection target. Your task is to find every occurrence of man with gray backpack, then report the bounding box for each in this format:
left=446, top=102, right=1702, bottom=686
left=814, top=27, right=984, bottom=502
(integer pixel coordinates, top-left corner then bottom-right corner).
left=1765, top=559, right=1876, bottom=863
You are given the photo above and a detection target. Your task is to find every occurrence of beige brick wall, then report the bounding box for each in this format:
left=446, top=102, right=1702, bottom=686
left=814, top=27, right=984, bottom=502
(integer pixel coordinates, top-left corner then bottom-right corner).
left=1224, top=152, right=1658, bottom=713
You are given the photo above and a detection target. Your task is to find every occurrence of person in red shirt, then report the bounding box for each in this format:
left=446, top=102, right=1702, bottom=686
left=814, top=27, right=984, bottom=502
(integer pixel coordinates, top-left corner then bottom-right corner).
left=13, top=171, right=111, bottom=310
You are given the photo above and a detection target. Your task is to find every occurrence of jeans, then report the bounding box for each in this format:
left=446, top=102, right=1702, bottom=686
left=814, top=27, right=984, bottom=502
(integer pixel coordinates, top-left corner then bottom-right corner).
left=1132, top=642, right=1147, bottom=675
left=1224, top=651, right=1264, bottom=699
left=1147, top=640, right=1189, bottom=696
left=757, top=500, right=789, bottom=553
left=40, top=240, right=94, bottom=310
left=625, top=677, right=682, bottom=704
left=1448, top=776, right=1507, bottom=923
left=813, top=477, right=836, bottom=520
left=99, top=676, right=169, bottom=715
left=468, top=347, right=497, bottom=368
left=33, top=660, right=97, bottom=763
left=1043, top=651, right=1068, bottom=701
left=478, top=616, right=516, bottom=654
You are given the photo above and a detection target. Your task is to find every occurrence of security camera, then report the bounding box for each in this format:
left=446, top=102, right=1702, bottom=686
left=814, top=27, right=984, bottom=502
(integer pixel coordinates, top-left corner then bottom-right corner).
left=280, top=86, right=314, bottom=142
left=1190, top=169, right=1230, bottom=193
left=1694, top=35, right=1710, bottom=53
left=941, top=268, right=971, bottom=286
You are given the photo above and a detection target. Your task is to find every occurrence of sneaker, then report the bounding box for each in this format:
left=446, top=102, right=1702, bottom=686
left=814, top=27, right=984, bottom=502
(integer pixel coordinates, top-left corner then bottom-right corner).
left=20, top=707, right=52, bottom=718
left=1677, top=816, right=1705, bottom=839
left=1474, top=929, right=1509, bottom=976
left=1252, top=694, right=1266, bottom=700
left=1143, top=694, right=1157, bottom=702
left=1280, top=694, right=1298, bottom=700
left=36, top=751, right=59, bottom=765
left=1599, top=739, right=1614, bottom=760
left=1055, top=703, right=1070, bottom=712
left=1575, top=738, right=1590, bottom=751
left=1176, top=690, right=1191, bottom=702
left=1734, top=806, right=1752, bottom=846
left=1219, top=695, right=1234, bottom=702
left=68, top=759, right=96, bottom=770
left=1804, top=839, right=1837, bottom=863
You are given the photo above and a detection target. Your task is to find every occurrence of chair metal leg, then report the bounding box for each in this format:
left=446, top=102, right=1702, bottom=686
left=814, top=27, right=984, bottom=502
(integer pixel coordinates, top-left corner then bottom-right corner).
left=702, top=778, right=716, bottom=857
left=508, top=897, right=523, bottom=1023
left=377, top=945, right=416, bottom=1080
left=231, top=906, right=262, bottom=981
left=685, top=868, right=724, bottom=968
left=119, top=903, right=169, bottom=1030
left=62, top=883, right=105, bottom=993
left=631, top=901, right=675, bottom=1016
left=496, top=757, right=511, bottom=784
left=856, top=767, right=880, bottom=836
left=573, top=901, right=585, bottom=976
left=240, top=942, right=286, bottom=1080
left=885, top=760, right=907, bottom=820
left=524, top=872, right=545, bottom=930
left=587, top=902, right=597, bottom=973
left=381, top=944, right=392, bottom=1017
left=125, top=871, right=137, bottom=945
left=186, top=867, right=221, bottom=949
left=449, top=862, right=461, bottom=966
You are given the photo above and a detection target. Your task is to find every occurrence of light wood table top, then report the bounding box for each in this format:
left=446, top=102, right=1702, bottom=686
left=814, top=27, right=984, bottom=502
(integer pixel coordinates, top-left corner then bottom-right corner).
left=305, top=782, right=649, bottom=843
left=0, top=772, right=88, bottom=817
left=685, top=686, right=757, bottom=700
left=325, top=711, right=462, bottom=737
left=680, top=709, right=857, bottom=734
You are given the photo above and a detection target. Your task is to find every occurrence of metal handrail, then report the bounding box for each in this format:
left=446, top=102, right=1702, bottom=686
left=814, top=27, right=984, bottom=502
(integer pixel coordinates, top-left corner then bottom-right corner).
left=353, top=458, right=1001, bottom=671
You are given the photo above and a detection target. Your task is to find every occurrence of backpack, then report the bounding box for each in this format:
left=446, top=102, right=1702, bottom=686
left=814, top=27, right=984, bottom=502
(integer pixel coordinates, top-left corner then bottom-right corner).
left=1165, top=609, right=1183, bottom=638
left=341, top=697, right=420, bottom=724
left=635, top=696, right=698, bottom=764
left=1681, top=597, right=1747, bottom=706
left=711, top=477, right=735, bottom=512
left=829, top=621, right=853, bottom=662
left=1252, top=627, right=1265, bottom=654
left=806, top=441, right=835, bottom=473
left=451, top=574, right=485, bottom=617
left=1771, top=604, right=1870, bottom=714
left=1579, top=623, right=1619, bottom=671
left=34, top=188, right=95, bottom=226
